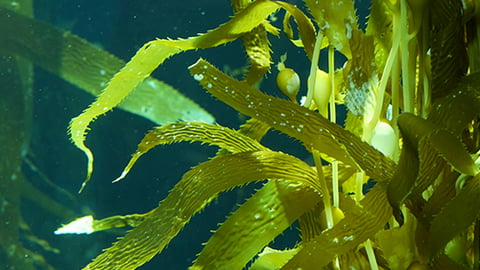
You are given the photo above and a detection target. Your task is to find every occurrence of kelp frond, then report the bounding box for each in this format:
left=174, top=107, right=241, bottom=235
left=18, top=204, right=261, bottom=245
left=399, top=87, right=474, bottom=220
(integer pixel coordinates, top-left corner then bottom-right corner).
left=54, top=0, right=480, bottom=269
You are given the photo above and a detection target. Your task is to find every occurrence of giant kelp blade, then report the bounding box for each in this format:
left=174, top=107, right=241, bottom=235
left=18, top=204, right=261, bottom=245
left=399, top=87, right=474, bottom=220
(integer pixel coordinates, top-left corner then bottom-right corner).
left=427, top=73, right=480, bottom=134
left=191, top=180, right=320, bottom=269
left=66, top=0, right=315, bottom=191
left=83, top=151, right=319, bottom=269
left=0, top=8, right=214, bottom=125
left=429, top=173, right=480, bottom=256
left=303, top=0, right=358, bottom=58
left=429, top=0, right=468, bottom=101
left=282, top=185, right=391, bottom=269
left=114, top=122, right=267, bottom=181
left=189, top=58, right=396, bottom=182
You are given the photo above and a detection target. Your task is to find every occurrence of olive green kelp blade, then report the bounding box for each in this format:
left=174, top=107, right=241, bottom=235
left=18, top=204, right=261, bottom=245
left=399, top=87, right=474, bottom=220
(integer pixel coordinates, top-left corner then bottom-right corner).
left=113, top=122, right=268, bottom=181
left=0, top=8, right=214, bottom=126
left=188, top=58, right=396, bottom=182
left=429, top=173, right=480, bottom=256
left=191, top=180, right=320, bottom=269
left=67, top=0, right=316, bottom=192
left=83, top=151, right=320, bottom=270
left=282, top=185, right=392, bottom=269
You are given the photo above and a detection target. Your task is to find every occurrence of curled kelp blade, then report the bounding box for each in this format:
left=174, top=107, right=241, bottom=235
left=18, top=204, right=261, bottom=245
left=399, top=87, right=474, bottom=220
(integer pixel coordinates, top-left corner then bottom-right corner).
left=429, top=173, right=480, bottom=256
left=282, top=185, right=392, bottom=269
left=67, top=0, right=316, bottom=192
left=188, top=58, right=396, bottom=182
left=388, top=113, right=479, bottom=224
left=83, top=150, right=319, bottom=270
left=191, top=180, right=320, bottom=269
left=113, top=122, right=267, bottom=182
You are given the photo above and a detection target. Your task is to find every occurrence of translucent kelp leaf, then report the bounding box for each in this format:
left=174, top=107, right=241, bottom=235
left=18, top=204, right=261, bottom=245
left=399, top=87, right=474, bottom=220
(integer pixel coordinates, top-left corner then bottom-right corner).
left=282, top=185, right=391, bottom=269
left=249, top=246, right=298, bottom=270
left=114, top=122, right=267, bottom=182
left=191, top=180, right=319, bottom=269
left=83, top=150, right=319, bottom=270
left=366, top=0, right=393, bottom=70
left=303, top=0, right=358, bottom=58
left=0, top=8, right=214, bottom=126
left=67, top=0, right=316, bottom=192
left=430, top=173, right=480, bottom=256
left=54, top=212, right=149, bottom=235
left=343, top=30, right=379, bottom=126
left=189, top=58, right=395, bottom=182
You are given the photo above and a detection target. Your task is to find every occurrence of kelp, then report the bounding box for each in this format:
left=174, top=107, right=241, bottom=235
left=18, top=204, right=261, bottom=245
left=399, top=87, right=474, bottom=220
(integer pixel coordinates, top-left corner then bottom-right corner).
left=47, top=0, right=480, bottom=269
left=68, top=0, right=317, bottom=192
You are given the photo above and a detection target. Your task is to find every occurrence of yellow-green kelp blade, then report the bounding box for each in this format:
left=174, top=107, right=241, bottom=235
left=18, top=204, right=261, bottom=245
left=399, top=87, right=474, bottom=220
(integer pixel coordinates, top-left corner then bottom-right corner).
left=283, top=185, right=392, bottom=269
left=188, top=58, right=396, bottom=182
left=83, top=150, right=320, bottom=270
left=67, top=0, right=316, bottom=192
left=113, top=122, right=267, bottom=182
left=0, top=8, right=214, bottom=126
left=303, top=0, right=358, bottom=58
left=191, top=180, right=320, bottom=269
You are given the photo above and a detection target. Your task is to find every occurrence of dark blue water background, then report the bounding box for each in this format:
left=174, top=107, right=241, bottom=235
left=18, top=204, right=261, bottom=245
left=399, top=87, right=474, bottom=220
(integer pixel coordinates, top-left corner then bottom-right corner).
left=23, top=0, right=369, bottom=268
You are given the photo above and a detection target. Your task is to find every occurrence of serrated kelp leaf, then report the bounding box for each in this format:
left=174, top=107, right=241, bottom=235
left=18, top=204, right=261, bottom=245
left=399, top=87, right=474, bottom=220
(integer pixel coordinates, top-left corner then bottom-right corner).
left=282, top=185, right=391, bottom=269
left=388, top=113, right=478, bottom=223
left=67, top=0, right=315, bottom=191
left=189, top=58, right=395, bottom=182
left=114, top=122, right=267, bottom=181
left=191, top=180, right=320, bottom=269
left=232, top=0, right=273, bottom=85
left=430, top=173, right=480, bottom=256
left=428, top=73, right=480, bottom=134
left=83, top=150, right=319, bottom=270
left=428, top=129, right=479, bottom=176
left=0, top=8, right=213, bottom=126
left=303, top=0, right=358, bottom=58
left=430, top=0, right=468, bottom=101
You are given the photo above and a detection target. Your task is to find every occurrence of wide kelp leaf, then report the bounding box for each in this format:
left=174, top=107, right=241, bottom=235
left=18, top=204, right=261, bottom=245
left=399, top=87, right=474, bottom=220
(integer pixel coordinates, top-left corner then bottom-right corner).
left=0, top=8, right=214, bottom=126
left=188, top=58, right=396, bottom=182
left=429, top=173, right=480, bottom=256
left=282, top=185, right=392, bottom=269
left=83, top=150, right=320, bottom=270
left=67, top=0, right=316, bottom=192
left=191, top=180, right=320, bottom=269
left=303, top=0, right=358, bottom=58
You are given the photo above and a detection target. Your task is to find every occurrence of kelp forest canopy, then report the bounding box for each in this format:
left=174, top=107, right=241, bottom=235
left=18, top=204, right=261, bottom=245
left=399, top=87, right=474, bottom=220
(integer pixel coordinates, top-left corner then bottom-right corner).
left=2, top=0, right=480, bottom=269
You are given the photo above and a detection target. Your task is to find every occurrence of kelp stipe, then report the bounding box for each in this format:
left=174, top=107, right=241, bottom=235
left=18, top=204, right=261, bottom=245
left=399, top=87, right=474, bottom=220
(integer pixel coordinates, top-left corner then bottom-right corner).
left=57, top=0, right=480, bottom=269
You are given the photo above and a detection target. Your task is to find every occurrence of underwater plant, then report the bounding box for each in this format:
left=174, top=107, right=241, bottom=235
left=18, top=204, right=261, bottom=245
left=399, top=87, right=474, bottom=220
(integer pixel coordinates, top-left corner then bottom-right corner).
left=51, top=0, right=480, bottom=269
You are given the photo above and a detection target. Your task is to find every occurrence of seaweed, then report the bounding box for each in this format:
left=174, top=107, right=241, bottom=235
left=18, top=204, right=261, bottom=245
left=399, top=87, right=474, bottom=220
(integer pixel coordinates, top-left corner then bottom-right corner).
left=5, top=0, right=480, bottom=269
